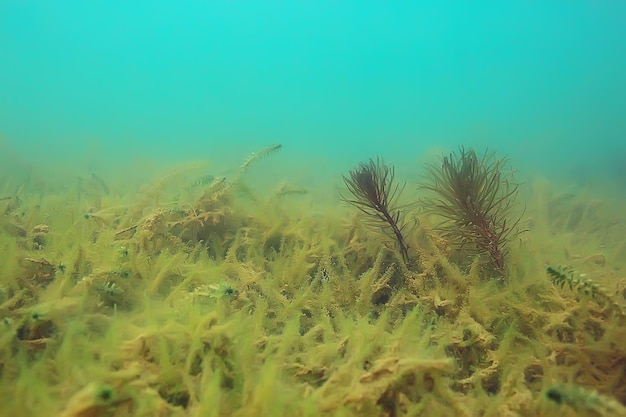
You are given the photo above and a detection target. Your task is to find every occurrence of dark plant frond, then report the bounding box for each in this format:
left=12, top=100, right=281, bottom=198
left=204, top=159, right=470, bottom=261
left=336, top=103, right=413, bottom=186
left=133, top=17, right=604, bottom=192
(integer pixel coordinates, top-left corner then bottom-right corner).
left=420, top=147, right=523, bottom=274
left=341, top=157, right=410, bottom=265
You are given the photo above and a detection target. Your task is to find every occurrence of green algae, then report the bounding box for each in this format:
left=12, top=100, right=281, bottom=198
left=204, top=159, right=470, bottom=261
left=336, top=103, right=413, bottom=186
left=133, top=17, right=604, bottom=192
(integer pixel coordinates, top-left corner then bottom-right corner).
left=0, top=148, right=625, bottom=417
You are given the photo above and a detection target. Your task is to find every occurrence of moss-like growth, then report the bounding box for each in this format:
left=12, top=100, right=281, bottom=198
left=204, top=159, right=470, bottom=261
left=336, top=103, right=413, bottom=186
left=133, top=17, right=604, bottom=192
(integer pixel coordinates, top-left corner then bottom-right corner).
left=2, top=145, right=626, bottom=417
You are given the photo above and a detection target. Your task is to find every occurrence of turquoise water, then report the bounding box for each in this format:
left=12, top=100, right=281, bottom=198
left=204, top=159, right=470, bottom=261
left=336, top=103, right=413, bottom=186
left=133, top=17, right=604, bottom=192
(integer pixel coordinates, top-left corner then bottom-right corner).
left=1, top=1, right=625, bottom=186
left=3, top=4, right=626, bottom=416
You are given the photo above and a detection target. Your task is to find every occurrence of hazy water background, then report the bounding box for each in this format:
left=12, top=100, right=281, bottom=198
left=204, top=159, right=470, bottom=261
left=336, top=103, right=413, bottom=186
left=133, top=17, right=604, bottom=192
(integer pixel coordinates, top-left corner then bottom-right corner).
left=1, top=1, right=625, bottom=190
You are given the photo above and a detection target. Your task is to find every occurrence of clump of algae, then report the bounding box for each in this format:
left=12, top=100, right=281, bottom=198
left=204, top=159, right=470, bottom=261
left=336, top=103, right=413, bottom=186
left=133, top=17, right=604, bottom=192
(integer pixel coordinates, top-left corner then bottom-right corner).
left=0, top=146, right=626, bottom=417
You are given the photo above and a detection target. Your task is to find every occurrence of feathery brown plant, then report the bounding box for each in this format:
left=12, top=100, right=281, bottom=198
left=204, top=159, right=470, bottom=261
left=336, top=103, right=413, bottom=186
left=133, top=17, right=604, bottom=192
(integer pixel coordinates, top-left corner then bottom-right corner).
left=341, top=157, right=410, bottom=265
left=420, top=147, right=522, bottom=275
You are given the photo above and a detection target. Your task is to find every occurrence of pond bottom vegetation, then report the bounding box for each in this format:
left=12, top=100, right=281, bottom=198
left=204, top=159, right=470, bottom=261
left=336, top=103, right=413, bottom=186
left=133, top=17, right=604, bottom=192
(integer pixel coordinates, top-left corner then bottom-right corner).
left=1, top=146, right=625, bottom=417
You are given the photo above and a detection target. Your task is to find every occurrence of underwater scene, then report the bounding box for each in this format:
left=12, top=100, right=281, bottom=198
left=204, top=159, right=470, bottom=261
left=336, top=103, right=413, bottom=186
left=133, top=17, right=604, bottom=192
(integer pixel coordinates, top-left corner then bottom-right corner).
left=1, top=2, right=626, bottom=416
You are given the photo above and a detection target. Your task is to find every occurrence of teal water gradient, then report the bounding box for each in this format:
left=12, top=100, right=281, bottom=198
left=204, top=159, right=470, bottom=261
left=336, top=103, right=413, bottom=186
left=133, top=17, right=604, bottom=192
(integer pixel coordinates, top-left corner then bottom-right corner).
left=1, top=1, right=625, bottom=184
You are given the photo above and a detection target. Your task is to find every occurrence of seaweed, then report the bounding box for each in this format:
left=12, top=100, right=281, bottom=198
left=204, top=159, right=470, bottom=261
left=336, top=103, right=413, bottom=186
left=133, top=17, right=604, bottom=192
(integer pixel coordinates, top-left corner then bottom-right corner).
left=420, top=147, right=522, bottom=275
left=4, top=143, right=626, bottom=417
left=547, top=265, right=625, bottom=318
left=341, top=157, right=411, bottom=265
left=114, top=144, right=283, bottom=249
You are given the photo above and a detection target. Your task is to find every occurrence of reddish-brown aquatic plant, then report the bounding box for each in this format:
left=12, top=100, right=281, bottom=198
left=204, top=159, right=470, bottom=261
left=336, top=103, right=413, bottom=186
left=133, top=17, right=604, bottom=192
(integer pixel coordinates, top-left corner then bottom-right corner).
left=421, top=147, right=522, bottom=275
left=342, top=157, right=410, bottom=265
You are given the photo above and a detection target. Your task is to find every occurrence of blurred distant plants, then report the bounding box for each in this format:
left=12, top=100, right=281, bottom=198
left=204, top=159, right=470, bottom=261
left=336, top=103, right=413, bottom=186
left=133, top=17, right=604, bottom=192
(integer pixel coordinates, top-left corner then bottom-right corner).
left=112, top=144, right=283, bottom=256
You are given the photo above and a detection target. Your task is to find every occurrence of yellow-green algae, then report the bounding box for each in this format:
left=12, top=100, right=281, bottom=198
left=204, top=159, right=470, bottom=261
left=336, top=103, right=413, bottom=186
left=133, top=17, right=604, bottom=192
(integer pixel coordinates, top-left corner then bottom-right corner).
left=1, top=150, right=626, bottom=417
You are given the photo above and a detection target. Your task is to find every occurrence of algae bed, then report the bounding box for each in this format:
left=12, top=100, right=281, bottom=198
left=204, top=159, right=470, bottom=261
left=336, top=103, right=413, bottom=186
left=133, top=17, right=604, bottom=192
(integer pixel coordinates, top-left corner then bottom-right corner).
left=1, top=146, right=625, bottom=417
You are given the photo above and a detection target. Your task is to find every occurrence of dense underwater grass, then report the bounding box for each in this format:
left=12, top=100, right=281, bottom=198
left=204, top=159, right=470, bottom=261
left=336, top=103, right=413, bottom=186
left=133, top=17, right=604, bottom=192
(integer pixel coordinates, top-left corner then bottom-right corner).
left=1, top=147, right=625, bottom=417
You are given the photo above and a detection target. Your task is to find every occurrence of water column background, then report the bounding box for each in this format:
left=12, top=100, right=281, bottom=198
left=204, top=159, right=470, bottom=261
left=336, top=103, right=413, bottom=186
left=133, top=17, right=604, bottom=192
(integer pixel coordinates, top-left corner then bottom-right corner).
left=0, top=1, right=625, bottom=189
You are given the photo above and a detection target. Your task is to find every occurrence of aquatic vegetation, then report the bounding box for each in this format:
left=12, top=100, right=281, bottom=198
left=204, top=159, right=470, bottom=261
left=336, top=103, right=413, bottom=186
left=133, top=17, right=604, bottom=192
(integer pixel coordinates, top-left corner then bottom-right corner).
left=420, top=147, right=523, bottom=276
left=1, top=147, right=626, bottom=416
left=547, top=265, right=625, bottom=318
left=545, top=383, right=626, bottom=416
left=341, top=157, right=411, bottom=266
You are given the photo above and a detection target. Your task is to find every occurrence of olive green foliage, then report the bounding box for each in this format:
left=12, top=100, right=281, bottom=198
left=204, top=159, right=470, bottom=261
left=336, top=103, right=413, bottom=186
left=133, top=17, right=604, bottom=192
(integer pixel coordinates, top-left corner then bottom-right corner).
left=547, top=265, right=625, bottom=318
left=0, top=146, right=626, bottom=417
